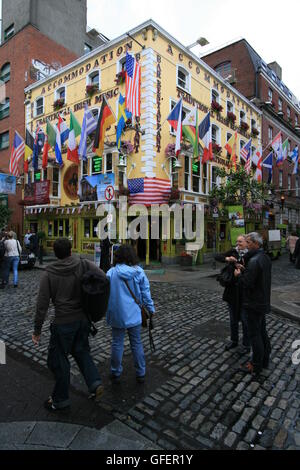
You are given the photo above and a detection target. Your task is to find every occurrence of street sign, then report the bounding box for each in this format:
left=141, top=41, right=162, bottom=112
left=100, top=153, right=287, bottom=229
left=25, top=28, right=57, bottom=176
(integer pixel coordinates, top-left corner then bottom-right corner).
left=105, top=185, right=114, bottom=201
left=213, top=207, right=219, bottom=218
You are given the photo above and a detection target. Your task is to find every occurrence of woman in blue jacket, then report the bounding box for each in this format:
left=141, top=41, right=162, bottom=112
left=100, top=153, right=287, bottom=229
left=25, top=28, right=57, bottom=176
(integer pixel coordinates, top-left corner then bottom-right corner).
left=106, top=245, right=155, bottom=383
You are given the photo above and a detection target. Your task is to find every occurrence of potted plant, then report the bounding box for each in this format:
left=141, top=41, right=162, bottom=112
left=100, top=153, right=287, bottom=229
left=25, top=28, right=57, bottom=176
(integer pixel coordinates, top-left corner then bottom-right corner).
left=121, top=140, right=134, bottom=155
left=211, top=100, right=223, bottom=113
left=53, top=98, right=65, bottom=111
left=86, top=84, right=99, bottom=97
left=179, top=251, right=193, bottom=266
left=227, top=111, right=236, bottom=122
left=212, top=143, right=222, bottom=155
left=251, top=127, right=259, bottom=137
left=115, top=70, right=126, bottom=85
left=165, top=143, right=175, bottom=158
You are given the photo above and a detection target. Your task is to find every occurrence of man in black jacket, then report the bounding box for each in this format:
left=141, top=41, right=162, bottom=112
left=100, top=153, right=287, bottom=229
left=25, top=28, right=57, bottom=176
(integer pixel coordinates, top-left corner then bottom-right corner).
left=234, top=232, right=272, bottom=377
left=215, top=235, right=250, bottom=354
left=32, top=238, right=108, bottom=412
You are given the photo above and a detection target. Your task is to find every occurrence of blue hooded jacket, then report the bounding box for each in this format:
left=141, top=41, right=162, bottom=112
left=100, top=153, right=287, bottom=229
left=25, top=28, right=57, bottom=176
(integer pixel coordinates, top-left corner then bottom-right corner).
left=106, top=264, right=155, bottom=329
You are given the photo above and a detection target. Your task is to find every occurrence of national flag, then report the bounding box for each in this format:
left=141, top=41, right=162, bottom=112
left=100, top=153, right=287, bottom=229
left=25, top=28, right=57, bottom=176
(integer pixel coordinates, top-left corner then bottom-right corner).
left=9, top=131, right=25, bottom=176
left=125, top=52, right=141, bottom=117
left=128, top=177, right=171, bottom=206
left=55, top=115, right=66, bottom=166
left=58, top=115, right=69, bottom=145
left=24, top=128, right=34, bottom=173
left=67, top=111, right=81, bottom=164
left=262, top=151, right=273, bottom=183
left=93, top=96, right=116, bottom=157
left=240, top=138, right=252, bottom=174
left=182, top=107, right=199, bottom=158
left=271, top=131, right=282, bottom=164
left=78, top=104, right=98, bottom=160
left=32, top=125, right=45, bottom=171
left=291, top=146, right=299, bottom=175
left=281, top=138, right=289, bottom=166
left=225, top=131, right=238, bottom=169
left=116, top=93, right=132, bottom=150
left=42, top=120, right=56, bottom=169
left=252, top=147, right=263, bottom=182
left=167, top=98, right=183, bottom=156
left=198, top=112, right=213, bottom=163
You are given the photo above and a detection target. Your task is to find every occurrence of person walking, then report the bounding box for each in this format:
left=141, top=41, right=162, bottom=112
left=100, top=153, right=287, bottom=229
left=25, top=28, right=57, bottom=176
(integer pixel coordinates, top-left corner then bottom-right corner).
left=24, top=229, right=32, bottom=249
left=2, top=231, right=22, bottom=288
left=286, top=232, right=299, bottom=263
left=234, top=232, right=272, bottom=378
left=100, top=235, right=111, bottom=274
left=215, top=235, right=250, bottom=354
left=106, top=245, right=155, bottom=384
left=294, top=237, right=300, bottom=269
left=32, top=238, right=108, bottom=412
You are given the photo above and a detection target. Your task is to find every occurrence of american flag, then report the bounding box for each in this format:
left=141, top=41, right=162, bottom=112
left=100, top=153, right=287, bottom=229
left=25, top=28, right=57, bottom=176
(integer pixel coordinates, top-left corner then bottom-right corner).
left=240, top=138, right=252, bottom=174
left=125, top=52, right=141, bottom=117
left=9, top=131, right=25, bottom=176
left=128, top=178, right=171, bottom=206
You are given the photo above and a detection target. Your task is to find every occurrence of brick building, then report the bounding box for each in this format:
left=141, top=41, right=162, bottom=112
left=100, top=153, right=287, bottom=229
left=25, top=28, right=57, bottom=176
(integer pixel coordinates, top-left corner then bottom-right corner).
left=202, top=39, right=300, bottom=234
left=0, top=0, right=107, bottom=236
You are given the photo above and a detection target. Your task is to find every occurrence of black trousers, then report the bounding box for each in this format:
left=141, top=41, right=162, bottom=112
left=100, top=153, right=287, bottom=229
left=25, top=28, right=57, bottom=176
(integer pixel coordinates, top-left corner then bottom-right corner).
left=244, top=309, right=271, bottom=372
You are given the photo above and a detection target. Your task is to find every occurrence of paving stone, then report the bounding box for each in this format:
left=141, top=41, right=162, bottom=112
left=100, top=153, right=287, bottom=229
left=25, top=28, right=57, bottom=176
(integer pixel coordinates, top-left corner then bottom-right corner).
left=27, top=422, right=81, bottom=448
left=259, top=429, right=275, bottom=448
left=252, top=415, right=265, bottom=430
left=294, top=433, right=300, bottom=446
left=244, top=429, right=257, bottom=444
left=270, top=408, right=283, bottom=420
left=232, top=420, right=247, bottom=434
left=236, top=441, right=250, bottom=450
left=190, top=414, right=205, bottom=430
left=210, top=423, right=227, bottom=441
left=241, top=407, right=256, bottom=423
left=264, top=396, right=277, bottom=407
left=274, top=429, right=288, bottom=449
left=0, top=422, right=36, bottom=445
left=232, top=400, right=245, bottom=413
left=224, top=432, right=238, bottom=448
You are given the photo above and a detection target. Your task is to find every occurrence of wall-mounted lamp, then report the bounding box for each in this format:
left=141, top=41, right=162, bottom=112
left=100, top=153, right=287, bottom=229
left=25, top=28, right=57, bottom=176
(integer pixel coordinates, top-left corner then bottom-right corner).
left=280, top=194, right=285, bottom=210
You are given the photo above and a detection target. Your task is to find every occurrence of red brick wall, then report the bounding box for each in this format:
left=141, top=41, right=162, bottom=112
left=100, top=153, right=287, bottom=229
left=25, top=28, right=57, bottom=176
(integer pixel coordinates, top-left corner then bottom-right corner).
left=0, top=25, right=77, bottom=236
left=202, top=41, right=256, bottom=99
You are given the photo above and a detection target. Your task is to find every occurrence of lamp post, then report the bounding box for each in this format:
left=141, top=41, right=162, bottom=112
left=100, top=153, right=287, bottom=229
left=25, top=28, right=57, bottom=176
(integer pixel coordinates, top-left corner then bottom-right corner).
left=280, top=194, right=285, bottom=224
left=186, top=37, right=210, bottom=49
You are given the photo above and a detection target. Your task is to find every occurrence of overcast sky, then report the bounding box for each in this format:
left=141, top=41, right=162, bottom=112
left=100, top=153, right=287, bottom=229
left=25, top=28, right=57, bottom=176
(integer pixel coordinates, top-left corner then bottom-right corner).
left=87, top=0, right=300, bottom=100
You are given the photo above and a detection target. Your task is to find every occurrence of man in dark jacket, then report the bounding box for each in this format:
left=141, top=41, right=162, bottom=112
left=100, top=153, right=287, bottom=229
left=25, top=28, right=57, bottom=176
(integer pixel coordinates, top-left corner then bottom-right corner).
left=215, top=235, right=250, bottom=354
left=32, top=238, right=108, bottom=412
left=234, top=232, right=272, bottom=377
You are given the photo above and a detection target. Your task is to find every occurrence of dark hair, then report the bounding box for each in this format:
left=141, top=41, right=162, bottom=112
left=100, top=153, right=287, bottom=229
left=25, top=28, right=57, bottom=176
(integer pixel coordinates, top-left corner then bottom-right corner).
left=113, top=244, right=139, bottom=267
left=53, top=238, right=72, bottom=259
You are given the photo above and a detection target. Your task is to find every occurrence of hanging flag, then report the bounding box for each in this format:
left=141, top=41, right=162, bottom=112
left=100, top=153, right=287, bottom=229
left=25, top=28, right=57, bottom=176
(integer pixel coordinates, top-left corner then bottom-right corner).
left=240, top=139, right=252, bottom=174
left=167, top=98, right=183, bottom=156
left=9, top=131, right=25, bottom=176
left=78, top=104, right=98, bottom=160
left=128, top=177, right=171, bottom=206
left=93, top=95, right=116, bottom=157
left=280, top=138, right=289, bottom=166
left=198, top=112, right=213, bottom=163
left=182, top=108, right=199, bottom=159
left=116, top=93, right=132, bottom=149
left=67, top=111, right=81, bottom=164
left=58, top=115, right=69, bottom=145
left=225, top=131, right=238, bottom=170
left=262, top=151, right=273, bottom=183
left=55, top=115, right=66, bottom=166
left=42, top=120, right=56, bottom=169
left=24, top=128, right=34, bottom=173
left=291, top=146, right=299, bottom=175
left=32, top=125, right=45, bottom=171
left=271, top=131, right=282, bottom=164
left=125, top=52, right=141, bottom=117
left=252, top=147, right=263, bottom=182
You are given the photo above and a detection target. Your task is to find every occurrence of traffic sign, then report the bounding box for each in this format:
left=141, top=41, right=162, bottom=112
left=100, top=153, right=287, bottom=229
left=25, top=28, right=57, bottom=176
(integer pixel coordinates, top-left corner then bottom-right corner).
left=105, top=185, right=114, bottom=201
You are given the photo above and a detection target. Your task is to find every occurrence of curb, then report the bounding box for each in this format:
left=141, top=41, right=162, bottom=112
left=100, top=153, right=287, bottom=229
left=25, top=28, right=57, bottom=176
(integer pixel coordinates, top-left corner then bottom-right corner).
left=270, top=304, right=300, bottom=324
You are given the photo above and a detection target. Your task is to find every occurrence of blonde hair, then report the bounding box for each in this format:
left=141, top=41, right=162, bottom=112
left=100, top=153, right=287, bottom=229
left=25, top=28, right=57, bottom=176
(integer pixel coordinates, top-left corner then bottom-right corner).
left=8, top=231, right=14, bottom=239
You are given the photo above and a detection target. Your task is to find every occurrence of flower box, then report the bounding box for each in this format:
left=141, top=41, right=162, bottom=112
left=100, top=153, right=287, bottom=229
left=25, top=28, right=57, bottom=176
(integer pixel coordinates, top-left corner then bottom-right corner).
left=165, top=143, right=175, bottom=158
left=86, top=84, right=99, bottom=97
left=53, top=99, right=65, bottom=111
left=240, top=121, right=249, bottom=131
left=227, top=112, right=236, bottom=122
left=115, top=70, right=126, bottom=85
left=212, top=143, right=222, bottom=154
left=211, top=100, right=223, bottom=113
left=251, top=128, right=259, bottom=137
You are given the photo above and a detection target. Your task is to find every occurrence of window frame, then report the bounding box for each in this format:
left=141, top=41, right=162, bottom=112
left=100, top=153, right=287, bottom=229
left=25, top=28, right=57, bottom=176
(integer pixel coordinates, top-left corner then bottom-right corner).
left=51, top=167, right=60, bottom=198
left=4, top=24, right=14, bottom=40
left=0, top=131, right=9, bottom=150
left=34, top=96, right=44, bottom=117
left=176, top=65, right=191, bottom=94
left=0, top=97, right=10, bottom=120
left=54, top=85, right=67, bottom=104
left=86, top=69, right=101, bottom=91
left=0, top=62, right=10, bottom=83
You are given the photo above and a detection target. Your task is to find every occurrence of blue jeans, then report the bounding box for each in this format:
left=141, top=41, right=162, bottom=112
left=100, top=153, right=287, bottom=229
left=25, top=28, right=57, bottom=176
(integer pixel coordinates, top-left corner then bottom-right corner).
left=4, top=256, right=19, bottom=285
left=47, top=320, right=102, bottom=408
left=228, top=304, right=250, bottom=348
left=111, top=325, right=146, bottom=378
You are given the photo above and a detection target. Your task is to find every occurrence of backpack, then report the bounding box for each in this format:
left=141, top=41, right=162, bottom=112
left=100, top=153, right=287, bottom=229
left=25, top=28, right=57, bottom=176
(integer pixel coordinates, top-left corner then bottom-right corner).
left=80, top=261, right=110, bottom=335
left=216, top=263, right=235, bottom=287
left=0, top=240, right=5, bottom=260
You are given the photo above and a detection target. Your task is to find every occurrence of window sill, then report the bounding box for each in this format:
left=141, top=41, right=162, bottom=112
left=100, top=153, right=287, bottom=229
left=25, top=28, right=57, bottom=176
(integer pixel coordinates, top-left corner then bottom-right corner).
left=177, top=84, right=191, bottom=95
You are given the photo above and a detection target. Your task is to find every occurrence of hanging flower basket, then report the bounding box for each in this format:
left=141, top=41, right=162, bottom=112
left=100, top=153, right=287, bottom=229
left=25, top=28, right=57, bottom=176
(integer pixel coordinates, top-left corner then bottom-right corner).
left=227, top=112, right=236, bottom=122
left=86, top=84, right=98, bottom=97
left=115, top=70, right=126, bottom=85
left=251, top=127, right=259, bottom=137
left=240, top=121, right=249, bottom=131
left=212, top=143, right=222, bottom=155
left=169, top=187, right=180, bottom=202
left=165, top=143, right=176, bottom=158
left=53, top=99, right=65, bottom=111
left=211, top=100, right=223, bottom=113
left=121, top=140, right=134, bottom=155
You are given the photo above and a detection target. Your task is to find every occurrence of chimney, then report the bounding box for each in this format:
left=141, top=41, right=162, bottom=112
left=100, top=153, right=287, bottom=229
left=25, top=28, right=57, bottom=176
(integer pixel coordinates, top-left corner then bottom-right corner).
left=268, top=61, right=282, bottom=80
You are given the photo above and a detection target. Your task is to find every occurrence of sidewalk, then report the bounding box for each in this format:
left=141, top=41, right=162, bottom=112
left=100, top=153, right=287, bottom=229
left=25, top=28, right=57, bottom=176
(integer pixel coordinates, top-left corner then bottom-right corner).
left=0, top=349, right=161, bottom=450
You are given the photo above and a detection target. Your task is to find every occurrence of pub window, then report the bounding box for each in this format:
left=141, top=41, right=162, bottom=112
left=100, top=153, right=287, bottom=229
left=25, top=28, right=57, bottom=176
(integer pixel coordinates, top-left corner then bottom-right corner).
left=202, top=163, right=208, bottom=194
left=84, top=219, right=91, bottom=238
left=278, top=97, right=283, bottom=111
left=192, top=159, right=200, bottom=193
left=59, top=220, right=64, bottom=237
left=105, top=153, right=112, bottom=173
left=171, top=158, right=179, bottom=188
left=227, top=101, right=234, bottom=114
left=81, top=159, right=88, bottom=177
left=176, top=66, right=190, bottom=93
left=268, top=88, right=273, bottom=101
left=287, top=106, right=291, bottom=119
left=295, top=115, right=298, bottom=126
left=0, top=131, right=9, bottom=150
left=117, top=56, right=127, bottom=73
left=212, top=124, right=220, bottom=144
left=211, top=89, right=220, bottom=104
left=55, top=86, right=66, bottom=104
left=91, top=155, right=102, bottom=174
left=52, top=167, right=60, bottom=197
left=0, top=98, right=10, bottom=120
left=35, top=97, right=44, bottom=117
left=87, top=70, right=101, bottom=90
left=211, top=166, right=218, bottom=190
left=184, top=156, right=190, bottom=191
left=48, top=221, right=53, bottom=237
left=268, top=126, right=273, bottom=141
left=0, top=63, right=10, bottom=82
left=240, top=110, right=246, bottom=124
left=251, top=118, right=256, bottom=132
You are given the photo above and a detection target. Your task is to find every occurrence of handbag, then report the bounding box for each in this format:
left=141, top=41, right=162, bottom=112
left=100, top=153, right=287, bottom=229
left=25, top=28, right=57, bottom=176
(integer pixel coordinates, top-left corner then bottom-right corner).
left=216, top=263, right=235, bottom=287
left=124, top=279, right=155, bottom=352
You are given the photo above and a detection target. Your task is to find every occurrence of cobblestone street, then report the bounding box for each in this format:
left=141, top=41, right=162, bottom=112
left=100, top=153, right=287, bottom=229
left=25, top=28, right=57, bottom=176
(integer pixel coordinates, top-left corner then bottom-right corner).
left=1, top=256, right=300, bottom=450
